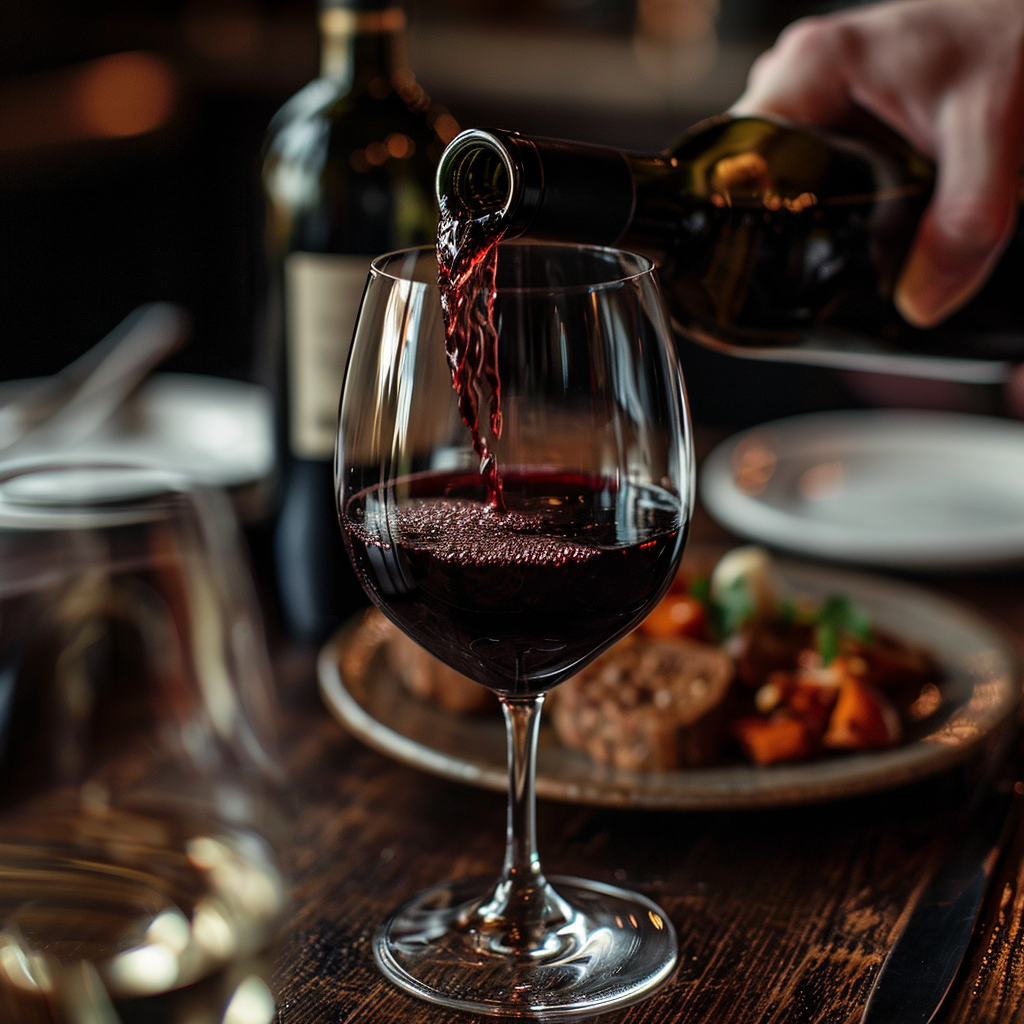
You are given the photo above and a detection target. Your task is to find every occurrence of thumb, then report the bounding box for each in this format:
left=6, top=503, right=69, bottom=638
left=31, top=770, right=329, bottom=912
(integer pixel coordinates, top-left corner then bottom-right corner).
left=894, top=94, right=1020, bottom=328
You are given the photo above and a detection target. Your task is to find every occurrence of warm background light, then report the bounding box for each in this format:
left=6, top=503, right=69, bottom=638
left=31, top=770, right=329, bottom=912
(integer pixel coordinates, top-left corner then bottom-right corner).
left=0, top=51, right=177, bottom=159
left=74, top=52, right=176, bottom=140
left=182, top=0, right=263, bottom=63
left=636, top=0, right=718, bottom=45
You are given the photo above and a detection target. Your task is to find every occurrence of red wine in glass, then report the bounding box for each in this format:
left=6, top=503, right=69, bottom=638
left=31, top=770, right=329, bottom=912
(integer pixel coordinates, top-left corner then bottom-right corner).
left=343, top=468, right=684, bottom=695
left=336, top=242, right=692, bottom=1018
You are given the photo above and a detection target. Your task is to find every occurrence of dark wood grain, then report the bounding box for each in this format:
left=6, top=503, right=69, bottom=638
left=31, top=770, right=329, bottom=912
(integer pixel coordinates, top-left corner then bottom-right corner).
left=265, top=486, right=1024, bottom=1024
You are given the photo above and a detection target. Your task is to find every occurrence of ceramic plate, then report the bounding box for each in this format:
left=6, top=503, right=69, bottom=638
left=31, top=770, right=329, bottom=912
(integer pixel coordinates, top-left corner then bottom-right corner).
left=700, top=410, right=1024, bottom=570
left=319, top=560, right=1020, bottom=809
left=0, top=373, right=274, bottom=519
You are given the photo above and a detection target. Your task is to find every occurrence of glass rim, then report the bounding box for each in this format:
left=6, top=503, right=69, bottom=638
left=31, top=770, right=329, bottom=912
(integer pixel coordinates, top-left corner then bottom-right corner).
left=369, top=242, right=657, bottom=294
left=0, top=460, right=195, bottom=530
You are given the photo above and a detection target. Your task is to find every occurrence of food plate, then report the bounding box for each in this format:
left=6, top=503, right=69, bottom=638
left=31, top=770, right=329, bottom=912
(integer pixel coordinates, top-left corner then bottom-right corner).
left=699, top=410, right=1024, bottom=569
left=318, top=560, right=1020, bottom=809
left=0, top=373, right=274, bottom=520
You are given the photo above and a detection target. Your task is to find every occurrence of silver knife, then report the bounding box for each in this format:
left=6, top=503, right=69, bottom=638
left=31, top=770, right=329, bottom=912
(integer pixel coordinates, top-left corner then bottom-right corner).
left=860, top=781, right=1020, bottom=1024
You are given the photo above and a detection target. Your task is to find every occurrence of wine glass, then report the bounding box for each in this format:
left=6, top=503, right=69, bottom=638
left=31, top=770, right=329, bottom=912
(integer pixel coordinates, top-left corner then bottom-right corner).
left=336, top=243, right=692, bottom=1018
left=0, top=464, right=284, bottom=1024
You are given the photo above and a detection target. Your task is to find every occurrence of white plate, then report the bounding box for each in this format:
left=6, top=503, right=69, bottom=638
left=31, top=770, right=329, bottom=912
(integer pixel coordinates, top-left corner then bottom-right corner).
left=0, top=373, right=274, bottom=517
left=319, top=560, right=1019, bottom=810
left=700, top=410, right=1024, bottom=569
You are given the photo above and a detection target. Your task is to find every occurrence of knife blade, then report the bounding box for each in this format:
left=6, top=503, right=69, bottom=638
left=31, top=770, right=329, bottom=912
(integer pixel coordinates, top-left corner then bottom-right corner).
left=860, top=781, right=1020, bottom=1024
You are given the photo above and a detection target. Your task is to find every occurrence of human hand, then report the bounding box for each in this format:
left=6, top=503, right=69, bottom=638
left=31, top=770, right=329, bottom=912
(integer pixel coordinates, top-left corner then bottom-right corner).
left=730, top=0, right=1024, bottom=328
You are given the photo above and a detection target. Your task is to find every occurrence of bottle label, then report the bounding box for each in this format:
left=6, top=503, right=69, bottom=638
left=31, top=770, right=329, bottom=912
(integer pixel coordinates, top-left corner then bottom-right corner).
left=285, top=252, right=372, bottom=459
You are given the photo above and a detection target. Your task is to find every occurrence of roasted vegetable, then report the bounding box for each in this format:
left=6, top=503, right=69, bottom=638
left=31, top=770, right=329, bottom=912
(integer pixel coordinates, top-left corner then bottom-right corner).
left=823, top=676, right=902, bottom=750
left=639, top=591, right=709, bottom=641
left=731, top=714, right=817, bottom=766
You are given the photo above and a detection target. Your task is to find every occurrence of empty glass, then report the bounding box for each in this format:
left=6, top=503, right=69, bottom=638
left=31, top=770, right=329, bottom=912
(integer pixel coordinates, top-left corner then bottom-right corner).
left=0, top=464, right=284, bottom=1024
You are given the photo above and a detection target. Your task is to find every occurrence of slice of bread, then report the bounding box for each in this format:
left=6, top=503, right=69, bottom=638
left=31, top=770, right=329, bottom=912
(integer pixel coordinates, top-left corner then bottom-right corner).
left=551, top=634, right=734, bottom=771
left=345, top=608, right=496, bottom=715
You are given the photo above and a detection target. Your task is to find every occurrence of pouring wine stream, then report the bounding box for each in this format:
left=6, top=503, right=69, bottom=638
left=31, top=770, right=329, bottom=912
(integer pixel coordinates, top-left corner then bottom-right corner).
left=436, top=182, right=509, bottom=510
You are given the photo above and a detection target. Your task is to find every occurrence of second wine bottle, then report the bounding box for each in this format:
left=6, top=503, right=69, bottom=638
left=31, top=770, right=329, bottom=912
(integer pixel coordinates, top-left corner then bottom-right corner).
left=262, top=0, right=453, bottom=641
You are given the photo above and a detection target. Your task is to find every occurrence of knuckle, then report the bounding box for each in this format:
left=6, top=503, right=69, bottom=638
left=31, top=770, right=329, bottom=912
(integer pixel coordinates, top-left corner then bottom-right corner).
left=935, top=197, right=1011, bottom=252
left=774, top=15, right=860, bottom=64
left=774, top=16, right=830, bottom=58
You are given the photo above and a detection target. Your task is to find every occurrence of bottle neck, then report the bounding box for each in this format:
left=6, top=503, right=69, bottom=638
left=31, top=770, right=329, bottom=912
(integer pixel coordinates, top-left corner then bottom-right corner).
left=614, top=152, right=680, bottom=261
left=319, top=7, right=408, bottom=87
left=436, top=129, right=657, bottom=251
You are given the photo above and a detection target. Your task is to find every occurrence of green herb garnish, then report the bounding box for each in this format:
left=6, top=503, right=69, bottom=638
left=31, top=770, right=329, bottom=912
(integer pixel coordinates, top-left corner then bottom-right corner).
left=712, top=575, right=757, bottom=639
left=814, top=594, right=872, bottom=665
left=688, top=576, right=711, bottom=603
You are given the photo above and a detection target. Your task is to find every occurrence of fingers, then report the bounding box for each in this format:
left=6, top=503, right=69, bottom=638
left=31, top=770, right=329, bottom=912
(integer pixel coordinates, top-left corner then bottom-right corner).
left=733, top=0, right=1024, bottom=328
left=730, top=17, right=858, bottom=127
left=894, top=87, right=1022, bottom=327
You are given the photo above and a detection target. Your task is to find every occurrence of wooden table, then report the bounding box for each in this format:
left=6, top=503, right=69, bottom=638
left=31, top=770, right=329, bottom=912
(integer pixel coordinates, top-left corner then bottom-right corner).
left=266, top=508, right=1024, bottom=1024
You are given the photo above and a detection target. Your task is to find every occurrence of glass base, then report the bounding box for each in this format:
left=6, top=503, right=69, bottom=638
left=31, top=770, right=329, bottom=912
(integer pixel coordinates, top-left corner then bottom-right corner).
left=373, top=875, right=678, bottom=1019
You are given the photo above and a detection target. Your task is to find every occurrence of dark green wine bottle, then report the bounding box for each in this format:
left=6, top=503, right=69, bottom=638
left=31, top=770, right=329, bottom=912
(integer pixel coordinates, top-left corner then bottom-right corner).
left=263, top=0, right=452, bottom=641
left=437, top=117, right=1021, bottom=382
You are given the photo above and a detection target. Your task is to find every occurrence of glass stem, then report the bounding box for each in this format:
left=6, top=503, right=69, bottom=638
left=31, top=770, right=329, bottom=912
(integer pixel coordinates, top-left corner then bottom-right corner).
left=471, top=693, right=575, bottom=956
left=501, top=695, right=546, bottom=894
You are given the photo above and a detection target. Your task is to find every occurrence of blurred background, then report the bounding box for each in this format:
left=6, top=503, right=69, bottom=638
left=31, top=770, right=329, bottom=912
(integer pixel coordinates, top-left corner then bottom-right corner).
left=0, top=0, right=853, bottom=425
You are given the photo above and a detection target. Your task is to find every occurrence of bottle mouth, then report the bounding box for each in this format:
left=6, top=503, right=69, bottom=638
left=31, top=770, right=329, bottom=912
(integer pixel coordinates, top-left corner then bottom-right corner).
left=436, top=128, right=635, bottom=245
left=435, top=129, right=519, bottom=223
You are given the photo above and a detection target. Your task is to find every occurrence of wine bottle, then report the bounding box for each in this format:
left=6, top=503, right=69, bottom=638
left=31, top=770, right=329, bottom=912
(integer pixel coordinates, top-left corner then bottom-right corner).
left=436, top=116, right=1023, bottom=382
left=262, top=0, right=452, bottom=641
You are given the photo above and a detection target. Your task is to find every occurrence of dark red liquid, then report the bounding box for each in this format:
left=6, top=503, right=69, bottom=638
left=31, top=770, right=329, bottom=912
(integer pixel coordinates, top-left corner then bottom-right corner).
left=342, top=469, right=684, bottom=695
left=436, top=195, right=507, bottom=509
